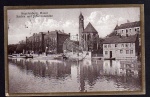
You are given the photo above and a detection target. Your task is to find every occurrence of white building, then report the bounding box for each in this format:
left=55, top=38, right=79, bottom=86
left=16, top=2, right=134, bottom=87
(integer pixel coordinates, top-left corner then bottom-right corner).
left=103, top=34, right=139, bottom=60
left=114, top=21, right=140, bottom=37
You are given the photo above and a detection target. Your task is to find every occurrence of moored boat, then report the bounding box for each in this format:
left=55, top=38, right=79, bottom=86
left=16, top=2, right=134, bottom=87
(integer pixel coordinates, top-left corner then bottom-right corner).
left=11, top=54, right=33, bottom=58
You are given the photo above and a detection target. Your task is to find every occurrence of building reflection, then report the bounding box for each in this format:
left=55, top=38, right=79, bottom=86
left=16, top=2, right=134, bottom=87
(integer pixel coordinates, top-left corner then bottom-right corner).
left=78, top=59, right=141, bottom=92
left=9, top=59, right=71, bottom=79
left=8, top=58, right=141, bottom=91
left=103, top=60, right=141, bottom=77
left=102, top=60, right=141, bottom=90
left=78, top=59, right=103, bottom=92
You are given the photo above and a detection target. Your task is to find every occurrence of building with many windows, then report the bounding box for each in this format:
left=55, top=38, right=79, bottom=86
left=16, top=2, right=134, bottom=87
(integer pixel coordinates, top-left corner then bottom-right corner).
left=26, top=30, right=70, bottom=54
left=103, top=21, right=140, bottom=60
left=103, top=34, right=139, bottom=59
left=114, top=21, right=140, bottom=37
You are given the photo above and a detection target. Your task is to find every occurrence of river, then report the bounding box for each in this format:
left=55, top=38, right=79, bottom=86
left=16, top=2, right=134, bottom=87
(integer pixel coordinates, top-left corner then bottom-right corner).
left=8, top=58, right=142, bottom=93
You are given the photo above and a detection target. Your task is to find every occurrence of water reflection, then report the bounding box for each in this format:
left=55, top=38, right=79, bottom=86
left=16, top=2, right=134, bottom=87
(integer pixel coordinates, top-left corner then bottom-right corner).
left=10, top=59, right=71, bottom=79
left=9, top=58, right=141, bottom=92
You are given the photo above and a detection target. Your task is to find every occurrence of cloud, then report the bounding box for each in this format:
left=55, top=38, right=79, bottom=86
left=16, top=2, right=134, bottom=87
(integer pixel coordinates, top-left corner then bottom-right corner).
left=85, top=11, right=118, bottom=38
left=8, top=17, right=79, bottom=44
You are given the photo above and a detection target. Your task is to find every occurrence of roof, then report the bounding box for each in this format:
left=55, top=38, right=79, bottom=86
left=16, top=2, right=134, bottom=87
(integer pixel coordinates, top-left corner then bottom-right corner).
left=114, top=21, right=140, bottom=30
left=46, top=30, right=69, bottom=35
left=103, top=34, right=138, bottom=44
left=83, top=22, right=98, bottom=33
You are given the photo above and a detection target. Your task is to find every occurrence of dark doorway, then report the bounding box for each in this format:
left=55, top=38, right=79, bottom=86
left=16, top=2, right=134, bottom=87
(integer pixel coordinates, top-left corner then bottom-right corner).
left=110, top=51, right=112, bottom=58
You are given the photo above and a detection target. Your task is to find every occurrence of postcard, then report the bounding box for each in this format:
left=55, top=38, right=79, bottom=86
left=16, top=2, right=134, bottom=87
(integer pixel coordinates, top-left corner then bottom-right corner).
left=4, top=5, right=145, bottom=96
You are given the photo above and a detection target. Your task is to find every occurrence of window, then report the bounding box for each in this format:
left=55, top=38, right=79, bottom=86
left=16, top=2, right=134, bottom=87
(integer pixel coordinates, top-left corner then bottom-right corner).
left=126, top=50, right=129, bottom=54
left=126, top=29, right=128, bottom=32
left=105, top=51, right=108, bottom=55
left=115, top=44, right=117, bottom=47
left=137, top=28, right=139, bottom=32
left=120, top=50, right=123, bottom=54
left=130, top=50, right=133, bottom=54
left=121, top=44, right=124, bottom=47
left=135, top=28, right=136, bottom=31
left=104, top=44, right=107, bottom=48
left=108, top=44, right=111, bottom=48
left=126, top=43, right=128, bottom=47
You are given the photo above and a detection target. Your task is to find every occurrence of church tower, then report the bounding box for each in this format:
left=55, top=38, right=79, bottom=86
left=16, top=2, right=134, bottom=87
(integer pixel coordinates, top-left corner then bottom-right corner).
left=79, top=12, right=84, bottom=43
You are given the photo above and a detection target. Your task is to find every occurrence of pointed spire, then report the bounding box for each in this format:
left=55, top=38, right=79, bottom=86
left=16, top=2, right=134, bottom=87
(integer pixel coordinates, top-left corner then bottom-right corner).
left=79, top=12, right=83, bottom=18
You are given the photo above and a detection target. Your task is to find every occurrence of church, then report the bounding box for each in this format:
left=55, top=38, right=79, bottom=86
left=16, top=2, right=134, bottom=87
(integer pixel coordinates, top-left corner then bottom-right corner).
left=79, top=13, right=100, bottom=53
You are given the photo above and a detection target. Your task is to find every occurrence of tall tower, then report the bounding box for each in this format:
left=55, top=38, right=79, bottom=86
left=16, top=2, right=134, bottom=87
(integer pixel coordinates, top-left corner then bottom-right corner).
left=79, top=12, right=84, bottom=43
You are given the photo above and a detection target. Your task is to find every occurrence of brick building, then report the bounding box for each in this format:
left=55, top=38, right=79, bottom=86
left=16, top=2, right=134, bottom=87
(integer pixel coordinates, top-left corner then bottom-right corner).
left=26, top=30, right=70, bottom=54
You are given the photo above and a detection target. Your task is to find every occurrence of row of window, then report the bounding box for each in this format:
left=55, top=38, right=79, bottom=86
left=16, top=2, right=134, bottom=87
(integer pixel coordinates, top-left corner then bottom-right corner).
left=104, top=43, right=134, bottom=48
left=116, top=28, right=140, bottom=33
left=105, top=50, right=134, bottom=55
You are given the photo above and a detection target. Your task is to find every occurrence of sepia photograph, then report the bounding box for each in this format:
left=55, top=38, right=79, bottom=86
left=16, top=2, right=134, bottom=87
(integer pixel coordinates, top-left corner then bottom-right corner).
left=5, top=5, right=145, bottom=96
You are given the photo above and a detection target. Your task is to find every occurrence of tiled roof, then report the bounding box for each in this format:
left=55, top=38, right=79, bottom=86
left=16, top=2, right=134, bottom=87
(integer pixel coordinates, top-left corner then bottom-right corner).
left=114, top=21, right=140, bottom=30
left=83, top=22, right=98, bottom=33
left=103, top=34, right=138, bottom=44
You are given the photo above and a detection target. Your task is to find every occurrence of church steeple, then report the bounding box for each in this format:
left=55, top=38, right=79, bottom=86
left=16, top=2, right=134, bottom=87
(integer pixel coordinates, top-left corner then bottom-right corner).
left=79, top=12, right=84, bottom=43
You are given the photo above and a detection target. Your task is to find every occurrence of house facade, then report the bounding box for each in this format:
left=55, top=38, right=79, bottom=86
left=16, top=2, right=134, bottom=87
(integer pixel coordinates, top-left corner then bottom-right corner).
left=26, top=30, right=70, bottom=54
left=114, top=21, right=140, bottom=37
left=103, top=34, right=139, bottom=59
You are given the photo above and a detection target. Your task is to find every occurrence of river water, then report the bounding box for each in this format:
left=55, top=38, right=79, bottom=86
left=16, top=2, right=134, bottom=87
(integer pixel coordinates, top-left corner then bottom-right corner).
left=8, top=58, right=142, bottom=93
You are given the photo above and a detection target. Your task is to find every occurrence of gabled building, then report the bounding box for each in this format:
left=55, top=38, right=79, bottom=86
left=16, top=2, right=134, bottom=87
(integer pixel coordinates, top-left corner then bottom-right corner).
left=79, top=13, right=99, bottom=52
left=114, top=21, right=140, bottom=37
left=103, top=34, right=139, bottom=60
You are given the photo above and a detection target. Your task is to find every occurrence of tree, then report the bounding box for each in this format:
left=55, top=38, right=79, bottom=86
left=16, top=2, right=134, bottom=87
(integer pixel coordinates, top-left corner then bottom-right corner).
left=8, top=44, right=17, bottom=54
left=16, top=44, right=26, bottom=53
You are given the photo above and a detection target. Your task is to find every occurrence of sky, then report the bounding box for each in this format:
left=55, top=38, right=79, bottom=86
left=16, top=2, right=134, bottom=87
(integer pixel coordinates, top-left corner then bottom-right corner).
left=7, top=7, right=140, bottom=44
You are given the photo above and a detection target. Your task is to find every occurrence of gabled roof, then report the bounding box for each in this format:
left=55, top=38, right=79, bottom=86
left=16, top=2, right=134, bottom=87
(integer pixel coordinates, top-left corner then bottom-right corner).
left=114, top=21, right=140, bottom=30
left=103, top=34, right=138, bottom=44
left=83, top=22, right=98, bottom=33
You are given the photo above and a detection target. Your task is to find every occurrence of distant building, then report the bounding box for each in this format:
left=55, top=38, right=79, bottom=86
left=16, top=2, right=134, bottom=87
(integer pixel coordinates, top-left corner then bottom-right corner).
left=26, top=32, right=45, bottom=53
left=79, top=13, right=99, bottom=52
left=103, top=34, right=139, bottom=59
left=114, top=21, right=140, bottom=36
left=26, top=30, right=70, bottom=54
